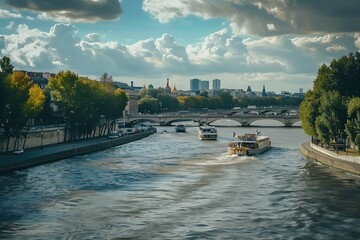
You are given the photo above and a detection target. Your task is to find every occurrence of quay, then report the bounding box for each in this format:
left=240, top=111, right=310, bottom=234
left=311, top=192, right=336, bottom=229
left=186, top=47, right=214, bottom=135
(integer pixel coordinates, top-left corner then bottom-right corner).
left=301, top=141, right=360, bottom=175
left=0, top=132, right=151, bottom=174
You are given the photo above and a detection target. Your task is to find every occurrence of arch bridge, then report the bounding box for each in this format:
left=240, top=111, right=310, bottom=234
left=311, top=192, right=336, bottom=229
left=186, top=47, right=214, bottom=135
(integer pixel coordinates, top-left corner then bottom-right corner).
left=125, top=113, right=301, bottom=127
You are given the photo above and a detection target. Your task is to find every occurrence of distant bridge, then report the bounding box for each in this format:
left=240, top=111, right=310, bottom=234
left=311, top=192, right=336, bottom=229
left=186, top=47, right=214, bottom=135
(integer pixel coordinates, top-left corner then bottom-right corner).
left=125, top=113, right=301, bottom=127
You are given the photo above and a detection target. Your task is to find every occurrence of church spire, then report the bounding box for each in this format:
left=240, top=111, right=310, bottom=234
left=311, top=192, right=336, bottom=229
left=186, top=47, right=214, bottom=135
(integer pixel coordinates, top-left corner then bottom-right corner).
left=262, top=84, right=267, bottom=96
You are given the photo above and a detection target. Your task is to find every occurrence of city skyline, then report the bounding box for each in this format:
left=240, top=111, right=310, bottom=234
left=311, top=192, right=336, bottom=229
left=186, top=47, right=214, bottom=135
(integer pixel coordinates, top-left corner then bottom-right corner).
left=1, top=0, right=360, bottom=92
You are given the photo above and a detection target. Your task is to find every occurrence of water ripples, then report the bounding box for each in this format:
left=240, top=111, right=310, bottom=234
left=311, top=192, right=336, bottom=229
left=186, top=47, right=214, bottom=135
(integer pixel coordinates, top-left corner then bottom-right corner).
left=1, top=127, right=360, bottom=239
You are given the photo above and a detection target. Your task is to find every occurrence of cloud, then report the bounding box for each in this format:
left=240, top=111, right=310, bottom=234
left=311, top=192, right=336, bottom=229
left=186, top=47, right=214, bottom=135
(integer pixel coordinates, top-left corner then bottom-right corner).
left=0, top=23, right=358, bottom=92
left=0, top=9, right=22, bottom=19
left=4, top=0, right=122, bottom=22
left=143, top=0, right=360, bottom=36
left=355, top=33, right=360, bottom=49
left=6, top=21, right=15, bottom=30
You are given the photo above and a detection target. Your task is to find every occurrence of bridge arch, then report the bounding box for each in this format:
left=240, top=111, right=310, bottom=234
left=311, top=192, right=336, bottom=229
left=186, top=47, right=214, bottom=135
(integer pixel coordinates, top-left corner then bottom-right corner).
left=125, top=113, right=301, bottom=127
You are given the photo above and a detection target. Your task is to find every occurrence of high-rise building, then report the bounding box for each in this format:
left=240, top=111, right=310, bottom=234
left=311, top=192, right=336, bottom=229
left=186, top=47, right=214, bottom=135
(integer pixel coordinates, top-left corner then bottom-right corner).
left=200, top=80, right=209, bottom=90
left=212, top=79, right=221, bottom=90
left=190, top=78, right=201, bottom=91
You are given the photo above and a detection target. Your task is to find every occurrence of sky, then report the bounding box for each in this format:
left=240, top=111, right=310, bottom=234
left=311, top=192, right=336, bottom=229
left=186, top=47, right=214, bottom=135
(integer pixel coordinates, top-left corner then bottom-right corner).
left=0, top=0, right=359, bottom=93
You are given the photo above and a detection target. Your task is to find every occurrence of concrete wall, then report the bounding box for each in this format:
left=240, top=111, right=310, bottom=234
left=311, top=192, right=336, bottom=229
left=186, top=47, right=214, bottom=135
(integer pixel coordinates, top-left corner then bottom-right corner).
left=0, top=129, right=65, bottom=152
left=0, top=132, right=151, bottom=173
left=310, top=143, right=360, bottom=164
left=300, top=142, right=360, bottom=175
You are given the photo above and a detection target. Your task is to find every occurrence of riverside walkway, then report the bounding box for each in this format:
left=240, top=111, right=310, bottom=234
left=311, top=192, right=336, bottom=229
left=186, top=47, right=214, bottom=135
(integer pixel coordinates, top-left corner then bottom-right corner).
left=301, top=141, right=360, bottom=175
left=0, top=132, right=151, bottom=174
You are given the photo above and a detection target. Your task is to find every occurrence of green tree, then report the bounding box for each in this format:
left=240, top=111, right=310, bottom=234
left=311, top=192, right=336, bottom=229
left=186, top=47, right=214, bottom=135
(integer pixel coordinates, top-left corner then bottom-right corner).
left=345, top=97, right=360, bottom=151
left=3, top=72, right=45, bottom=150
left=329, top=52, right=360, bottom=97
left=0, top=55, right=14, bottom=75
left=157, top=94, right=180, bottom=112
left=49, top=71, right=79, bottom=140
left=219, top=92, right=234, bottom=109
left=300, top=90, right=320, bottom=137
left=99, top=83, right=128, bottom=135
left=0, top=56, right=13, bottom=127
left=147, top=88, right=162, bottom=98
left=315, top=91, right=347, bottom=149
left=181, top=96, right=208, bottom=110
left=300, top=52, right=360, bottom=149
left=208, top=96, right=222, bottom=109
left=49, top=71, right=128, bottom=140
left=138, top=95, right=159, bottom=114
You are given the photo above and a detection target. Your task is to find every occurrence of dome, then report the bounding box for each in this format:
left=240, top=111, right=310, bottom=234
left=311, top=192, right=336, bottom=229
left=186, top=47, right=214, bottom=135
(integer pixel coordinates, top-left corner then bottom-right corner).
left=172, top=85, right=178, bottom=94
left=139, top=84, right=147, bottom=96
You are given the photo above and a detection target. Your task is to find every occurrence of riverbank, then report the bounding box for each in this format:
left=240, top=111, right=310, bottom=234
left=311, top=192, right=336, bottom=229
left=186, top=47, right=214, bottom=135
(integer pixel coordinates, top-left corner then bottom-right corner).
left=300, top=141, right=360, bottom=175
left=0, top=131, right=152, bottom=174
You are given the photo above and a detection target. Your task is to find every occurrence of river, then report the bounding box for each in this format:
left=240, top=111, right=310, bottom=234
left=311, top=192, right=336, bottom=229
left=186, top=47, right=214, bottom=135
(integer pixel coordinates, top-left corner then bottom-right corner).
left=1, top=122, right=360, bottom=239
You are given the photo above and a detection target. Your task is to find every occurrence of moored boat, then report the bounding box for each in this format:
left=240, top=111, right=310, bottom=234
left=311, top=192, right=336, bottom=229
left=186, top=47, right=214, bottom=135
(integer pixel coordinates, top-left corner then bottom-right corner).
left=227, top=132, right=271, bottom=156
left=198, top=125, right=217, bottom=140
left=175, top=124, right=186, bottom=133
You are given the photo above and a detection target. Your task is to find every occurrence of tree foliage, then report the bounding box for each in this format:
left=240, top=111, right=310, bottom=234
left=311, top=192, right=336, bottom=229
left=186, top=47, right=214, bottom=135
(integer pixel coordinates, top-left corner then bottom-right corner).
left=138, top=95, right=159, bottom=114
left=315, top=91, right=347, bottom=145
left=49, top=71, right=128, bottom=140
left=345, top=98, right=360, bottom=151
left=0, top=55, right=14, bottom=75
left=157, top=94, right=180, bottom=112
left=300, top=52, right=360, bottom=149
left=1, top=71, right=45, bottom=150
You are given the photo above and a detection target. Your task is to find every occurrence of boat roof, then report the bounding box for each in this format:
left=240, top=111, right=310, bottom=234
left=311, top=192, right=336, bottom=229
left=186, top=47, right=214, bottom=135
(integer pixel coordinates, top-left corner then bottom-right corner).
left=231, top=134, right=270, bottom=143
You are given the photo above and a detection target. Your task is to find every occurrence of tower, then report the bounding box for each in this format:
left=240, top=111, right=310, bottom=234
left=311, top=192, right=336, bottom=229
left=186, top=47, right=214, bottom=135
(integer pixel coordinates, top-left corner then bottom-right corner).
left=212, top=79, right=221, bottom=90
left=262, top=85, right=267, bottom=97
left=165, top=78, right=171, bottom=93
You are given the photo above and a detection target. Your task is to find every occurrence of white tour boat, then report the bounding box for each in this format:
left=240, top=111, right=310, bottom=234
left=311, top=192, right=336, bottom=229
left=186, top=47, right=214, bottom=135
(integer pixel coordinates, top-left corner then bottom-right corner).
left=227, top=131, right=271, bottom=156
left=198, top=125, right=217, bottom=140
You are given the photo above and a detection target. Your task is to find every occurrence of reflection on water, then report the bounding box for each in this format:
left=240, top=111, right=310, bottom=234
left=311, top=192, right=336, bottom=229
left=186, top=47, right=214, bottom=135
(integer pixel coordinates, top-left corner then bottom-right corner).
left=0, top=125, right=359, bottom=239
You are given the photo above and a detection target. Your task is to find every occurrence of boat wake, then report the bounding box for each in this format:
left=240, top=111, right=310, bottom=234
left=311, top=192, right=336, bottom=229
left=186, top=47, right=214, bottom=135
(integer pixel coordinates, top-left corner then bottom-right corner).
left=182, top=153, right=256, bottom=166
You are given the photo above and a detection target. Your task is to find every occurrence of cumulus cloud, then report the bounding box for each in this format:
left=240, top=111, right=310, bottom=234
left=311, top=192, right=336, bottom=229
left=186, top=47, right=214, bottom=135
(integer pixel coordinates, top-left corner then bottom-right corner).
left=4, top=0, right=122, bottom=22
left=355, top=33, right=360, bottom=49
left=0, top=9, right=22, bottom=19
left=0, top=23, right=358, bottom=91
left=143, top=0, right=360, bottom=36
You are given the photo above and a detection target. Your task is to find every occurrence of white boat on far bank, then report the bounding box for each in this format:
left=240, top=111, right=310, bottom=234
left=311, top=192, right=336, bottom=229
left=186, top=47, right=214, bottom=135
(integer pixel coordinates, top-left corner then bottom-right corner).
left=198, top=125, right=217, bottom=140
left=227, top=132, right=271, bottom=156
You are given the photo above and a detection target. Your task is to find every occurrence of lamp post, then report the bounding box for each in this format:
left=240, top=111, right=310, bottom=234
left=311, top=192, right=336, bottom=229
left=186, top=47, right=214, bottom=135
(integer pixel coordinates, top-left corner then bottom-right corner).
left=40, top=131, right=43, bottom=148
left=57, top=129, right=60, bottom=143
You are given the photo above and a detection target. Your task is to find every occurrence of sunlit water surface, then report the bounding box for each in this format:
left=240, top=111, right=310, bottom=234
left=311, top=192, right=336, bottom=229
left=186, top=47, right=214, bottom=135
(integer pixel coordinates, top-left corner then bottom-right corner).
left=1, top=122, right=360, bottom=239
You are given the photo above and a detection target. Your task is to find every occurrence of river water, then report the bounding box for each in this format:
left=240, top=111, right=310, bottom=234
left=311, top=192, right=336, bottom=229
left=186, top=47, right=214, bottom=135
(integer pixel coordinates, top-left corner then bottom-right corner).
left=1, top=122, right=360, bottom=239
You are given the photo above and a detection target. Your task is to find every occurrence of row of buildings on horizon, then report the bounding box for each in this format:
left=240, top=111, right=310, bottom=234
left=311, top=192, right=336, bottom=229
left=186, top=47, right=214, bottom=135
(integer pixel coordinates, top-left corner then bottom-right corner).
left=15, top=70, right=305, bottom=115
left=137, top=78, right=305, bottom=99
left=17, top=70, right=305, bottom=99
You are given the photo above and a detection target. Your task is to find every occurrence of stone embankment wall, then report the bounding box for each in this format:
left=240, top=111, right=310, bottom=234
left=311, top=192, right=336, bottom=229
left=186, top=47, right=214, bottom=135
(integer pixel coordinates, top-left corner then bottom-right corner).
left=300, top=141, right=360, bottom=175
left=0, top=132, right=151, bottom=173
left=0, top=129, right=65, bottom=152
